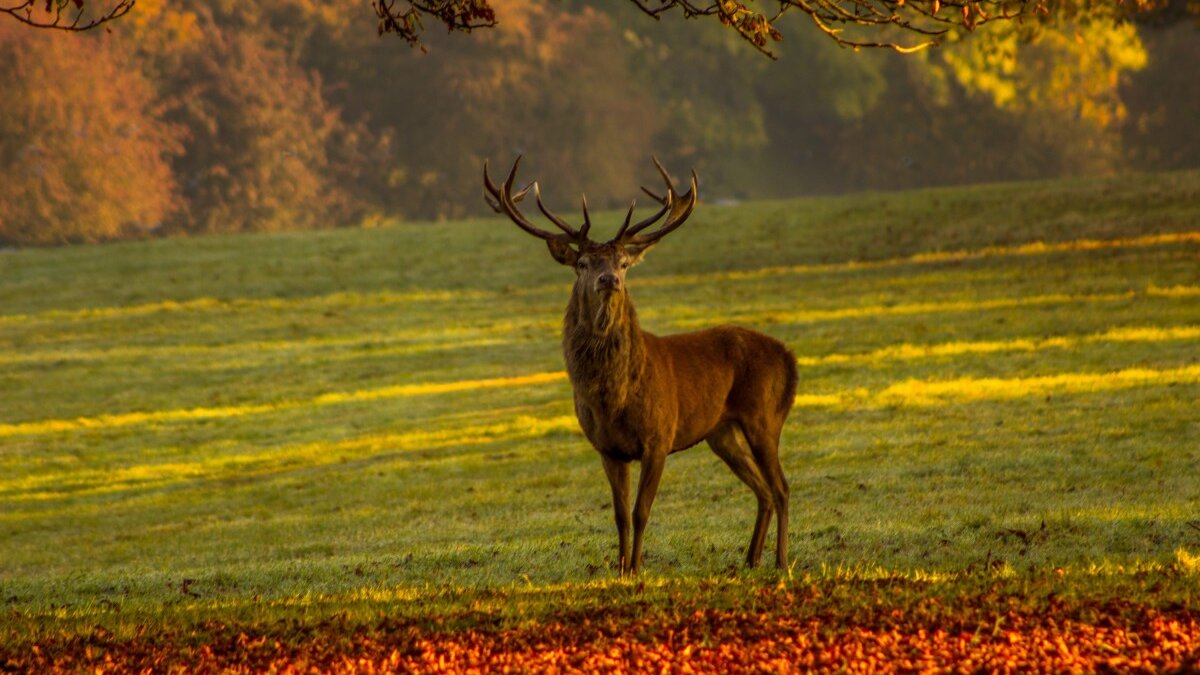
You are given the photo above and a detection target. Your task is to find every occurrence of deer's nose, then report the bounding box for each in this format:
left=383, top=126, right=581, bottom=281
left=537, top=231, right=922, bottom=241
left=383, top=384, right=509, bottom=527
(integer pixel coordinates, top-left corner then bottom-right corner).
left=596, top=273, right=621, bottom=291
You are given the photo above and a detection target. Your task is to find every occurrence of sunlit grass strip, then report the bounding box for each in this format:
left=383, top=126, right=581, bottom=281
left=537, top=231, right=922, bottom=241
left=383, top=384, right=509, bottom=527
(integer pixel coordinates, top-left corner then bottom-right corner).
left=5, top=357, right=1197, bottom=440
left=18, top=562, right=1198, bottom=623
left=794, top=363, right=1200, bottom=408
left=642, top=231, right=1200, bottom=287
left=6, top=285, right=1197, bottom=371
left=796, top=324, right=1200, bottom=367
left=0, top=289, right=491, bottom=326
left=673, top=285, right=1198, bottom=328
left=5, top=286, right=1196, bottom=371
left=0, top=415, right=579, bottom=504
left=0, top=372, right=567, bottom=438
left=308, top=371, right=566, bottom=405
left=2, top=232, right=1196, bottom=326
left=5, top=321, right=1200, bottom=436
left=0, top=335, right=509, bottom=368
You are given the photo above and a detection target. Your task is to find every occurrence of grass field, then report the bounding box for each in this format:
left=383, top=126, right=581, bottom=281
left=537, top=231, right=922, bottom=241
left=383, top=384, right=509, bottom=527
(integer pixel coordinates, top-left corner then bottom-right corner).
left=2, top=170, right=1200, bottom=670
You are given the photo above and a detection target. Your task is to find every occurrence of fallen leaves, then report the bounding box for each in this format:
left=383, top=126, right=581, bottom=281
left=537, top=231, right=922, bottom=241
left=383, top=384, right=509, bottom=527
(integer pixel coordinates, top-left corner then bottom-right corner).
left=5, top=587, right=1199, bottom=673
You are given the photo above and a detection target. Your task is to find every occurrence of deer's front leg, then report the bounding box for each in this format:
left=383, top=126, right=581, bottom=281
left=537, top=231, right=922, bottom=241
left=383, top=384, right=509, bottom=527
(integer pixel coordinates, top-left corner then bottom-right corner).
left=601, top=456, right=632, bottom=575
left=630, top=449, right=667, bottom=575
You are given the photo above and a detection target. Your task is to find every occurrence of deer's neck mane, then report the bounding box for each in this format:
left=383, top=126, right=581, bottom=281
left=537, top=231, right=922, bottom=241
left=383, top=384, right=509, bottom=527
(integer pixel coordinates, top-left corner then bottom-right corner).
left=562, top=285, right=646, bottom=411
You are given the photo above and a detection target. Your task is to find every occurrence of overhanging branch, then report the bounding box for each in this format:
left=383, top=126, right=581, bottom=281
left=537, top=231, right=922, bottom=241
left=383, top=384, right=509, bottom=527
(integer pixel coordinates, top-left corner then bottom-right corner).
left=374, top=0, right=1043, bottom=55
left=373, top=0, right=497, bottom=47
left=1, top=0, right=134, bottom=31
left=5, top=0, right=1186, bottom=53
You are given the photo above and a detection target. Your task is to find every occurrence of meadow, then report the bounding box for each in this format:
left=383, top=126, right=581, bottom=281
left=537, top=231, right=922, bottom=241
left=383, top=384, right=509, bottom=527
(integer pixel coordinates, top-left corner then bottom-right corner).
left=2, top=170, right=1199, bottom=670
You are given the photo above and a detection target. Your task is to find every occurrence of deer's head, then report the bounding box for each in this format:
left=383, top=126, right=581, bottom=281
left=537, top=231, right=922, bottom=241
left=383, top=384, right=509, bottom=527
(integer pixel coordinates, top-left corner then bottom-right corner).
left=484, top=156, right=698, bottom=308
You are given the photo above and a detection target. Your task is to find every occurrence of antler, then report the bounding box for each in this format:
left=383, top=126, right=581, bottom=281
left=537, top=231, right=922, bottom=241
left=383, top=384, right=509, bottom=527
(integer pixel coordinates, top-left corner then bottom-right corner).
left=485, top=155, right=698, bottom=249
left=611, top=156, right=698, bottom=248
left=484, top=156, right=590, bottom=245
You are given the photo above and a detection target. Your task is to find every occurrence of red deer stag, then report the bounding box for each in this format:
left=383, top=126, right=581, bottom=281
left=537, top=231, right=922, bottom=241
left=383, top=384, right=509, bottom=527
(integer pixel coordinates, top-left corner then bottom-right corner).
left=484, top=156, right=798, bottom=575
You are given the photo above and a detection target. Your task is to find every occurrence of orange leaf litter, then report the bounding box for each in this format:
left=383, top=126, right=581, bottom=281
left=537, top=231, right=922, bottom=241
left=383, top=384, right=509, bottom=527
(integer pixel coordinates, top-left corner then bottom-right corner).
left=7, top=603, right=1199, bottom=673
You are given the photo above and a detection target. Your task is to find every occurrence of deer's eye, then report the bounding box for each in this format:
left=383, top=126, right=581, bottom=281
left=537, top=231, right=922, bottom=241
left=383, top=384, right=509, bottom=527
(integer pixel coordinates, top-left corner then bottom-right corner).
left=576, top=260, right=587, bottom=270
left=620, top=261, right=630, bottom=270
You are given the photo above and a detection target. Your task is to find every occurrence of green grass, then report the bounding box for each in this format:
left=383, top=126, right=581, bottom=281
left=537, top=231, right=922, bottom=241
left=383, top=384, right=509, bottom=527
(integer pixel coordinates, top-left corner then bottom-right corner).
left=2, top=170, right=1200, bottom=643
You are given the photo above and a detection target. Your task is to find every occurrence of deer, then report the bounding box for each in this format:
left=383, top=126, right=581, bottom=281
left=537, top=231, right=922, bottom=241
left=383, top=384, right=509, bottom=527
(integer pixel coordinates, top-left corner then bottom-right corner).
left=484, top=156, right=798, bottom=575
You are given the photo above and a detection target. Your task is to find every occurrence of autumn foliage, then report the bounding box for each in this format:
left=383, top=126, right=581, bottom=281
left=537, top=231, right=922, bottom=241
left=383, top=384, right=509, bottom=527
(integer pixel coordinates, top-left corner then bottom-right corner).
left=0, top=23, right=179, bottom=245
left=162, top=25, right=352, bottom=234
left=6, top=585, right=1199, bottom=673
left=0, top=0, right=1197, bottom=245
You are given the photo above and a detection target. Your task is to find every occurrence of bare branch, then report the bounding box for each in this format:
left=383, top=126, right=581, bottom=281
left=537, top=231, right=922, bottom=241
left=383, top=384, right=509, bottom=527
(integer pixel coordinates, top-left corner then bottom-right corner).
left=1, top=0, right=134, bottom=32
left=373, top=0, right=497, bottom=47
left=367, top=0, right=1162, bottom=55
left=11, top=0, right=1162, bottom=55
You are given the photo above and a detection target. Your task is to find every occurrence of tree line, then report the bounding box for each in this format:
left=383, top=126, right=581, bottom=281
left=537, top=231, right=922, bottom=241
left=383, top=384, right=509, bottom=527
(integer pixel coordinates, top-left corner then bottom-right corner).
left=0, top=0, right=1196, bottom=246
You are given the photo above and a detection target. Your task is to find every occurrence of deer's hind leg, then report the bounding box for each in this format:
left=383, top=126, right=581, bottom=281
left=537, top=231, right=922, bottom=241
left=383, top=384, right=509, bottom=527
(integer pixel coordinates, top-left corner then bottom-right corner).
left=706, top=422, right=773, bottom=567
left=741, top=420, right=790, bottom=569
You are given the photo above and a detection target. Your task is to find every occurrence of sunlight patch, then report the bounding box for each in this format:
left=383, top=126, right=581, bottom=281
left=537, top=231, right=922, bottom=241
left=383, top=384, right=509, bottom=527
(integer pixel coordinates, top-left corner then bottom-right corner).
left=5, top=339, right=1197, bottom=436
left=3, top=231, right=1196, bottom=326
left=641, top=230, right=1200, bottom=289
left=794, top=364, right=1200, bottom=408
left=0, top=415, right=579, bottom=503
left=0, top=289, right=491, bottom=326
left=796, top=325, right=1200, bottom=367
left=0, top=372, right=568, bottom=438
left=1175, top=549, right=1200, bottom=575
left=0, top=335, right=510, bottom=368
left=677, top=285, right=1197, bottom=329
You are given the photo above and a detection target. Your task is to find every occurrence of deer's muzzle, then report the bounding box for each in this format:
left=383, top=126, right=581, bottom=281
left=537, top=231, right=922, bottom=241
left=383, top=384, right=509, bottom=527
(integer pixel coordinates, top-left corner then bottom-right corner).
left=596, top=273, right=621, bottom=292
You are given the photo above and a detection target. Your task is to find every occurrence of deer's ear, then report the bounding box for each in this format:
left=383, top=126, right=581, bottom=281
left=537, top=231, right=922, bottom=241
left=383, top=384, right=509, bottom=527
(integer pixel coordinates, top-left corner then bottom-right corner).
left=546, top=239, right=579, bottom=267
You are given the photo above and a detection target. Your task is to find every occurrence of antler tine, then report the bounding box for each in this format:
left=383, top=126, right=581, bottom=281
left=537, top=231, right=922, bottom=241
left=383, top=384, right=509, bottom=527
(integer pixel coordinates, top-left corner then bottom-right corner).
left=483, top=157, right=500, bottom=195
left=580, top=194, right=592, bottom=240
left=637, top=155, right=674, bottom=205
left=641, top=185, right=666, bottom=204
left=615, top=154, right=681, bottom=241
left=512, top=182, right=533, bottom=202
left=484, top=180, right=532, bottom=213
left=484, top=191, right=501, bottom=213
left=501, top=156, right=524, bottom=199
left=621, top=167, right=698, bottom=248
left=534, top=184, right=582, bottom=238
left=651, top=155, right=674, bottom=190
left=622, top=191, right=672, bottom=239
left=612, top=199, right=639, bottom=241
left=484, top=157, right=568, bottom=243
left=609, top=154, right=679, bottom=241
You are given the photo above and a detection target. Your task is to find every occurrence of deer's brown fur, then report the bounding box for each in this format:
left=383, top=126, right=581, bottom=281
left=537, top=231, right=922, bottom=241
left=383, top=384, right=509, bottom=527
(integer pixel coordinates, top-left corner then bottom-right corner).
left=485, top=157, right=798, bottom=574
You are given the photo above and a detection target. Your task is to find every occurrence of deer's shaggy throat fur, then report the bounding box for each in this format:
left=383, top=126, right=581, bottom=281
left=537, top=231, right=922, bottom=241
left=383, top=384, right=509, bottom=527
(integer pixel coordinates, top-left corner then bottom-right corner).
left=563, top=283, right=645, bottom=411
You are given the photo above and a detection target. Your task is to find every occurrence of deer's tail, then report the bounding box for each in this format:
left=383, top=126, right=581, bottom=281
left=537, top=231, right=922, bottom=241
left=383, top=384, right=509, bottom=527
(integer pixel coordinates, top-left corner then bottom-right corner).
left=779, top=347, right=799, bottom=416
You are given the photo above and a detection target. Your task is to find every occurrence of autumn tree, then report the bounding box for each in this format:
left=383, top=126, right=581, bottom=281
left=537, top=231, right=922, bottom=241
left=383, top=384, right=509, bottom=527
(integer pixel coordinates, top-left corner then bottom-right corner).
left=393, top=2, right=661, bottom=220
left=1121, top=20, right=1200, bottom=170
left=783, top=7, right=1151, bottom=192
left=154, top=15, right=355, bottom=234
left=273, top=0, right=662, bottom=221
left=1, top=0, right=1194, bottom=244
left=0, top=23, right=180, bottom=245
